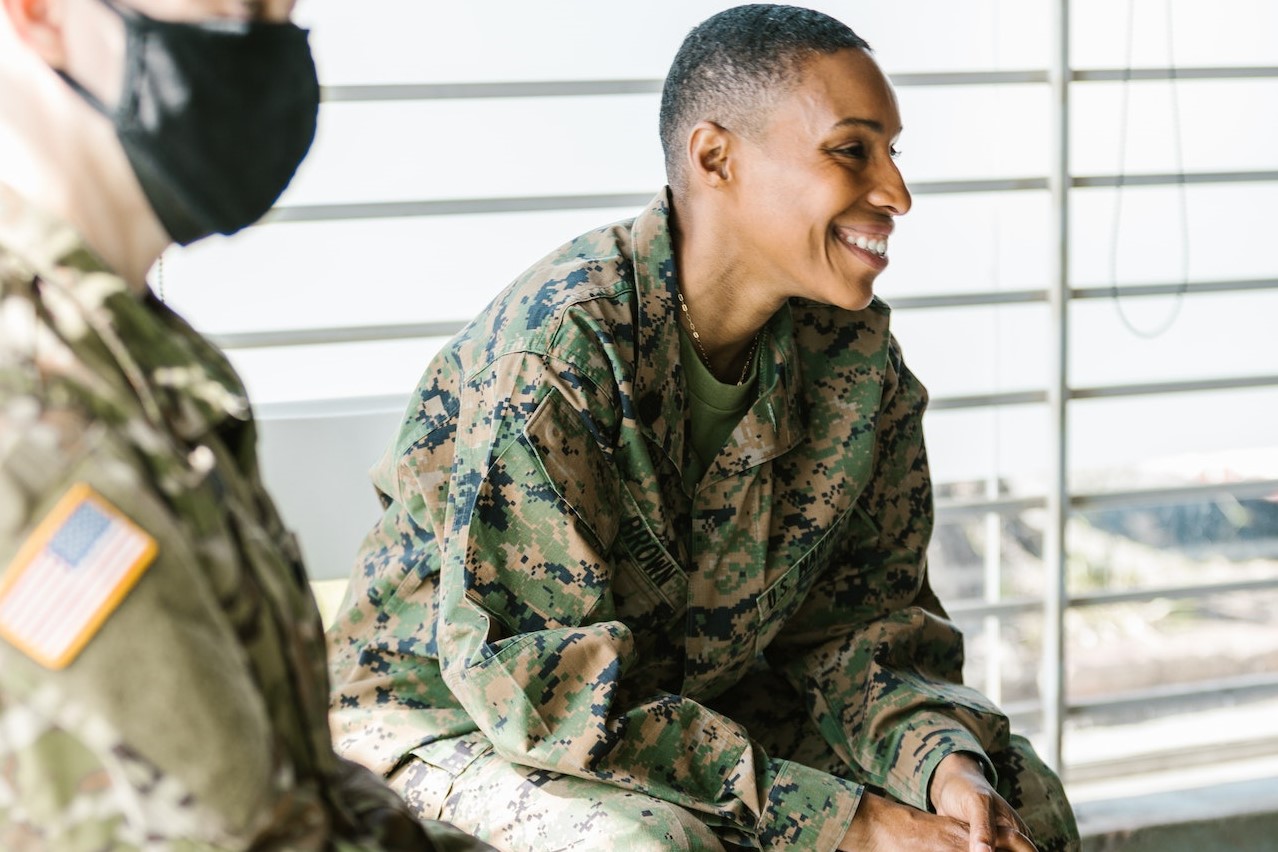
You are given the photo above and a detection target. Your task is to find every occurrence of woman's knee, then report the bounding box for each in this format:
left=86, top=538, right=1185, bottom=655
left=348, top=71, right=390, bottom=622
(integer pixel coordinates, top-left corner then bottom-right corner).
left=392, top=740, right=724, bottom=851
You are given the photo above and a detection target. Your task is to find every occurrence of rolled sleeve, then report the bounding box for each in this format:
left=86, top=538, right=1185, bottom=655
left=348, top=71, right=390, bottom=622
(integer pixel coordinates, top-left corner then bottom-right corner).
left=756, top=759, right=863, bottom=850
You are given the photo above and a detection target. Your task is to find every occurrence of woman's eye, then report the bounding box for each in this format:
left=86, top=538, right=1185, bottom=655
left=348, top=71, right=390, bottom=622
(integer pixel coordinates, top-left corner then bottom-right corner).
left=830, top=142, right=901, bottom=161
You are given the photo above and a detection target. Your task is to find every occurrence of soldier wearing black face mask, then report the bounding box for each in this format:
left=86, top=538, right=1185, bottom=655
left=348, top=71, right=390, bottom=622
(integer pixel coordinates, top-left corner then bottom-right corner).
left=57, top=0, right=323, bottom=246
left=0, top=1, right=492, bottom=849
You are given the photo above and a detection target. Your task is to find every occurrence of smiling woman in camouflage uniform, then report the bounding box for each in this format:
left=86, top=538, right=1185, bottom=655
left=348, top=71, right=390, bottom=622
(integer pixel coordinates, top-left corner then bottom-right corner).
left=327, top=5, right=1081, bottom=851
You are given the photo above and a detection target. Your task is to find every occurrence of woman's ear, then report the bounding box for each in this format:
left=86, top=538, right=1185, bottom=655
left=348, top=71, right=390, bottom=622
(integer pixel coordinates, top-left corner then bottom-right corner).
left=3, top=0, right=69, bottom=67
left=685, top=120, right=734, bottom=189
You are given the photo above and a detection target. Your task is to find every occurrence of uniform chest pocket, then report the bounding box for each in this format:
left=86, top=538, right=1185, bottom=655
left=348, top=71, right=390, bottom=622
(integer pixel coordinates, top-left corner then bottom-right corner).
left=753, top=513, right=851, bottom=654
left=754, top=557, right=822, bottom=654
left=522, top=387, right=621, bottom=555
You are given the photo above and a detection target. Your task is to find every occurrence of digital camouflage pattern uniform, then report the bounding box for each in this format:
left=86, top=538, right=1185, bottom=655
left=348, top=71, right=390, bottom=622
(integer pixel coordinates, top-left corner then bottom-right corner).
left=0, top=185, right=491, bottom=852
left=328, top=192, right=1080, bottom=851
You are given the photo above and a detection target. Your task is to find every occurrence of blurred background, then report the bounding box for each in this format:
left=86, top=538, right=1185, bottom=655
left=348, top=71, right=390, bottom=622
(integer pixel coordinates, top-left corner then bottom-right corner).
left=153, top=0, right=1278, bottom=841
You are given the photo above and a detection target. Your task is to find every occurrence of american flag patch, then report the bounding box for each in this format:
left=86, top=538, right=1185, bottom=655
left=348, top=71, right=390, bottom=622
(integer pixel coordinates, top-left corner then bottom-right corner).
left=0, top=483, right=157, bottom=669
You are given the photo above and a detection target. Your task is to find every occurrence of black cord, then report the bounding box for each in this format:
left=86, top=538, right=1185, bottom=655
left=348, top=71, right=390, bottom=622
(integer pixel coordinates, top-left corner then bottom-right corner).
left=1109, top=0, right=1191, bottom=338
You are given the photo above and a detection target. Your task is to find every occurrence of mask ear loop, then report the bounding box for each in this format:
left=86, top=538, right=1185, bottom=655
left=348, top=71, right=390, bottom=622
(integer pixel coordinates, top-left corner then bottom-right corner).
left=55, top=70, right=113, bottom=118
left=52, top=0, right=140, bottom=120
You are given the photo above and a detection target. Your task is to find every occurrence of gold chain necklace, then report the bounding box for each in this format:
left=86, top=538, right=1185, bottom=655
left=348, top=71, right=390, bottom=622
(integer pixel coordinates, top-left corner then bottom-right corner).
left=676, top=288, right=762, bottom=386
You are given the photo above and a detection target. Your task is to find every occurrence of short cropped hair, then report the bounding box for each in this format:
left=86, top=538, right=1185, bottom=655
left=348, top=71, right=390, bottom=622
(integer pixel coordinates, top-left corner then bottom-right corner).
left=659, top=4, right=870, bottom=192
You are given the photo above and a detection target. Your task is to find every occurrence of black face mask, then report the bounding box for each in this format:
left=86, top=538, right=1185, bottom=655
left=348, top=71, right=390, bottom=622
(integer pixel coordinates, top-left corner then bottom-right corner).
left=60, top=0, right=320, bottom=245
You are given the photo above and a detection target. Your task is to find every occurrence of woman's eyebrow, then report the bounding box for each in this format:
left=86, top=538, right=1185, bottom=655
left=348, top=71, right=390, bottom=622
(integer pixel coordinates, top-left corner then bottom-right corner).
left=830, top=116, right=885, bottom=134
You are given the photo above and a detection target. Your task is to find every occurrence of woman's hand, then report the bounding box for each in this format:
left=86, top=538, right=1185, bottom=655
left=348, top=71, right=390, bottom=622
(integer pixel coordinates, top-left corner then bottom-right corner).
left=928, top=753, right=1036, bottom=852
left=838, top=788, right=1034, bottom=852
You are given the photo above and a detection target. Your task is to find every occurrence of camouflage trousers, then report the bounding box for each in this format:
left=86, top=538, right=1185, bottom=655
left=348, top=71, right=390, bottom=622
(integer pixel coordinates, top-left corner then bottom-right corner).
left=388, top=669, right=1080, bottom=852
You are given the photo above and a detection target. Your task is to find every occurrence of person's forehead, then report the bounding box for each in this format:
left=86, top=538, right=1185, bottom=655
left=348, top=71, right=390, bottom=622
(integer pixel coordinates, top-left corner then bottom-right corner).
left=126, top=0, right=295, bottom=23
left=776, top=49, right=901, bottom=131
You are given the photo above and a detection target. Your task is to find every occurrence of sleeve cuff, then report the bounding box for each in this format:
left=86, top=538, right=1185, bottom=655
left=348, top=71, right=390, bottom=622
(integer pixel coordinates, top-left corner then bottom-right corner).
left=906, top=731, right=995, bottom=812
left=755, top=759, right=863, bottom=850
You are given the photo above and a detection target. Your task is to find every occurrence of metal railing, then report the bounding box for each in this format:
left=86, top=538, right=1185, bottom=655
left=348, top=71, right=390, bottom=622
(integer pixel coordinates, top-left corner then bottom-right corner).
left=208, top=275, right=1278, bottom=349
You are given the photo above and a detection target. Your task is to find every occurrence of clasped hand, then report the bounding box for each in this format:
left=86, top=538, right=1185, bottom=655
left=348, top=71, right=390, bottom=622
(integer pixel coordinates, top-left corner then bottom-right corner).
left=838, top=753, right=1035, bottom=852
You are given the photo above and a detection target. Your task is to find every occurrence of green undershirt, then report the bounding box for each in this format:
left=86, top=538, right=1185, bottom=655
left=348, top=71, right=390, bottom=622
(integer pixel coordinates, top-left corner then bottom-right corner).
left=680, top=328, right=759, bottom=490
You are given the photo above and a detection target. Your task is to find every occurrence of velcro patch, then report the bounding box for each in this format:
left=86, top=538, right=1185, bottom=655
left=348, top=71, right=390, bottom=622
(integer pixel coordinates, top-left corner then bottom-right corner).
left=0, top=483, right=157, bottom=669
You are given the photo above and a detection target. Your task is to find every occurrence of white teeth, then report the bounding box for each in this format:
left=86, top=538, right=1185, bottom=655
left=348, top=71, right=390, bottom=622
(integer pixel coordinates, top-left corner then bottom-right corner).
left=845, top=233, right=888, bottom=256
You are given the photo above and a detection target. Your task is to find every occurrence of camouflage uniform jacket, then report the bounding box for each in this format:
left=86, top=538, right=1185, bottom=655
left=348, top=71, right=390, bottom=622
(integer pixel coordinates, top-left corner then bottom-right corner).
left=0, top=185, right=449, bottom=851
left=329, top=192, right=1011, bottom=849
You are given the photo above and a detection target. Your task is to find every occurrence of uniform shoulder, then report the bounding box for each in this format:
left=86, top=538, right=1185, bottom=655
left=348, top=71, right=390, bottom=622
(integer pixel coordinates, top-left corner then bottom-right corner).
left=0, top=392, right=114, bottom=532
left=456, top=218, right=639, bottom=358
left=0, top=270, right=158, bottom=542
left=387, top=219, right=640, bottom=453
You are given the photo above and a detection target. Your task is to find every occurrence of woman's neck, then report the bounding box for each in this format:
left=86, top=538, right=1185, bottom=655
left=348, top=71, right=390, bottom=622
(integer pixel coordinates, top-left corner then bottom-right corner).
left=670, top=195, right=785, bottom=382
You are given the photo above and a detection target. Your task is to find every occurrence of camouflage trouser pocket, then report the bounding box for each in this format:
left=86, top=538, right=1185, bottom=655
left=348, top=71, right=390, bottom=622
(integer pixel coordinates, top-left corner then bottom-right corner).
left=389, top=732, right=493, bottom=822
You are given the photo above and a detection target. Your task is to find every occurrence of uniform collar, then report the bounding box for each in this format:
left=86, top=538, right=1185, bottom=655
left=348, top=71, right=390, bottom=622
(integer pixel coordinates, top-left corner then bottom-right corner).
left=0, top=182, right=250, bottom=444
left=629, top=190, right=687, bottom=472
left=629, top=190, right=807, bottom=486
left=701, top=307, right=806, bottom=486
